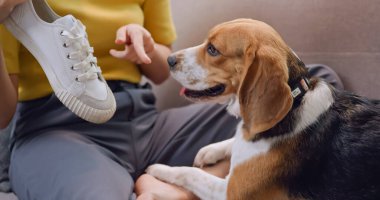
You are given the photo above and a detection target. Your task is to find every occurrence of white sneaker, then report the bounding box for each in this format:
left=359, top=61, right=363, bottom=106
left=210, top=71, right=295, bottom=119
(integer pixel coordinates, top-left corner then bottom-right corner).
left=4, top=0, right=116, bottom=124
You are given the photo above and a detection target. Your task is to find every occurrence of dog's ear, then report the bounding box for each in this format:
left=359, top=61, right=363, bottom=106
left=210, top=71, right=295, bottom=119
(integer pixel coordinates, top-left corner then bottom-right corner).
left=239, top=45, right=293, bottom=140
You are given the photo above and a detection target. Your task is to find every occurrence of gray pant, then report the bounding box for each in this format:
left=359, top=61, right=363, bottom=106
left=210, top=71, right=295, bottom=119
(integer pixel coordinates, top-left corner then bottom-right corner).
left=8, top=64, right=343, bottom=200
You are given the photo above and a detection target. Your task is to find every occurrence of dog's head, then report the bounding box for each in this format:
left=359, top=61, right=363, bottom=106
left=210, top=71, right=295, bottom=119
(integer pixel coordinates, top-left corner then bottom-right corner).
left=168, top=19, right=306, bottom=139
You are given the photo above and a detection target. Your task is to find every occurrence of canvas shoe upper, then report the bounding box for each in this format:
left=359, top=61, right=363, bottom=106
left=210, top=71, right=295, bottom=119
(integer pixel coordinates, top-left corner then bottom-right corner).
left=4, top=0, right=116, bottom=123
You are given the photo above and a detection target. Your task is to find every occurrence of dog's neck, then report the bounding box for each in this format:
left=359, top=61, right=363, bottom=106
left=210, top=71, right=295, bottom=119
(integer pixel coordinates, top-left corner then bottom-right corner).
left=249, top=77, right=336, bottom=143
left=226, top=49, right=331, bottom=142
left=249, top=50, right=326, bottom=142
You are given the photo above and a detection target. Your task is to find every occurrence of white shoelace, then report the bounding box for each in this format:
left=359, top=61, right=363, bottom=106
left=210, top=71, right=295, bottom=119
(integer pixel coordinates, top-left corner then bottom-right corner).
left=60, top=20, right=101, bottom=82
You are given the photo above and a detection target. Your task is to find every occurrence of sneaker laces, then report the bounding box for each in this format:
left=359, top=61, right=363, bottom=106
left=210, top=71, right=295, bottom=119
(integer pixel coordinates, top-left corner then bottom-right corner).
left=60, top=20, right=101, bottom=82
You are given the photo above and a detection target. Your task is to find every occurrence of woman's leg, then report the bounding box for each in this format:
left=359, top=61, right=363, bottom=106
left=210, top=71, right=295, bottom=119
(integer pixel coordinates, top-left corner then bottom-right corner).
left=307, top=64, right=344, bottom=90
left=10, top=130, right=135, bottom=200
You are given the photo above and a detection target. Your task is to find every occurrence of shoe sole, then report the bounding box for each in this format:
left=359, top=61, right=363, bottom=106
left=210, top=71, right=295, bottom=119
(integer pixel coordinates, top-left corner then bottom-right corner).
left=4, top=17, right=116, bottom=124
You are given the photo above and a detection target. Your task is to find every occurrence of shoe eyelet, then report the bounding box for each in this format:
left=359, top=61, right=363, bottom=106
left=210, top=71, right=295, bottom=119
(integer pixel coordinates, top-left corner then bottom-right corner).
left=71, top=66, right=75, bottom=70
left=75, top=77, right=79, bottom=82
left=67, top=54, right=71, bottom=59
left=63, top=43, right=68, bottom=48
left=60, top=30, right=64, bottom=36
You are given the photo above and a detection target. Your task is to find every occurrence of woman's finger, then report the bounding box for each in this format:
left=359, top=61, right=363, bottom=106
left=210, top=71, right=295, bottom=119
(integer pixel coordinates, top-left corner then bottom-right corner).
left=115, top=26, right=129, bottom=45
left=130, top=30, right=151, bottom=64
left=109, top=48, right=128, bottom=59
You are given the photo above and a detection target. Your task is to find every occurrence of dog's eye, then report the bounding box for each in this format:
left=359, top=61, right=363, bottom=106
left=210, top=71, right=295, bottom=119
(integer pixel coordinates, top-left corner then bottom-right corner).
left=207, top=43, right=220, bottom=57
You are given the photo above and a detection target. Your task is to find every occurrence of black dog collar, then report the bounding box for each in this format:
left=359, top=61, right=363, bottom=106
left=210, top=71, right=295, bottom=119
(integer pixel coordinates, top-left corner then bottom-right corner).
left=291, top=77, right=311, bottom=108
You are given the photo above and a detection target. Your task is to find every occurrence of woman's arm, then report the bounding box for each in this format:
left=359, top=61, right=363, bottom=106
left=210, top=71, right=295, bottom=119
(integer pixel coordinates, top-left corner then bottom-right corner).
left=0, top=48, right=18, bottom=129
left=0, top=1, right=24, bottom=126
left=110, top=24, right=171, bottom=84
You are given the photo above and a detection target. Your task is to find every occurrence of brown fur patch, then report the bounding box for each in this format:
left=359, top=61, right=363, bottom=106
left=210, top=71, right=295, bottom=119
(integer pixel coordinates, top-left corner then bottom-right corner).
left=227, top=137, right=305, bottom=200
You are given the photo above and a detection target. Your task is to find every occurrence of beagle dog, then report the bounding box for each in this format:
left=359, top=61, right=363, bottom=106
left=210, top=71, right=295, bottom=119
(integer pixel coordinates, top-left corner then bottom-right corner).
left=147, top=19, right=380, bottom=200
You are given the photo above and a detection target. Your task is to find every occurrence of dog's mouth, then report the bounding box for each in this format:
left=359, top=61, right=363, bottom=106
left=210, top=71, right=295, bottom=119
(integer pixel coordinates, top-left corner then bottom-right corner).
left=180, top=84, right=226, bottom=99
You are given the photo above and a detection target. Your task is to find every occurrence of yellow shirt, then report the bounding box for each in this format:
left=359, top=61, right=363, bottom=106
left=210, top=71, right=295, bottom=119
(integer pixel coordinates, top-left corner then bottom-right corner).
left=0, top=0, right=176, bottom=101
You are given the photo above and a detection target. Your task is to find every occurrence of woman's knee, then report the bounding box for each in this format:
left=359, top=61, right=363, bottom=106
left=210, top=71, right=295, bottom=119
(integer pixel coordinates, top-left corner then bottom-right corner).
left=10, top=131, right=135, bottom=200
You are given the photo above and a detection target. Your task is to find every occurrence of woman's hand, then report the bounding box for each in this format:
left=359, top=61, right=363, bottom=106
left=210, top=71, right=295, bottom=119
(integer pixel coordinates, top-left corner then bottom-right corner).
left=0, top=0, right=26, bottom=22
left=110, top=24, right=155, bottom=65
left=135, top=174, right=198, bottom=200
left=110, top=24, right=172, bottom=84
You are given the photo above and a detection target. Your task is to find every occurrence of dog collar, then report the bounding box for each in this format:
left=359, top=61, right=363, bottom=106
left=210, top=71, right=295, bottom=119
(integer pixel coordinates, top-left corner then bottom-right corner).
left=288, top=48, right=311, bottom=104
left=291, top=77, right=310, bottom=107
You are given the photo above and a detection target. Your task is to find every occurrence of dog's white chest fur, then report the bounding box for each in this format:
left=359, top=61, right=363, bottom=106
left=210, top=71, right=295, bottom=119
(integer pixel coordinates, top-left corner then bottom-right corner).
left=230, top=122, right=273, bottom=171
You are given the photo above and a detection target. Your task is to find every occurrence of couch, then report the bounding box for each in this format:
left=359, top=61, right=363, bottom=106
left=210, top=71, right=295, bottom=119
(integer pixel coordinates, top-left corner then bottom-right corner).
left=1, top=0, right=379, bottom=199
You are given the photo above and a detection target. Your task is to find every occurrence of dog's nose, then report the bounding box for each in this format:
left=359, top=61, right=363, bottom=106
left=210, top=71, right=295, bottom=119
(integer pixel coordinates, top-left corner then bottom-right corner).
left=167, top=55, right=177, bottom=70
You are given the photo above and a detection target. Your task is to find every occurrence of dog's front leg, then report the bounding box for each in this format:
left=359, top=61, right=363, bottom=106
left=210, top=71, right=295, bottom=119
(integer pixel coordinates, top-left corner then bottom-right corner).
left=194, top=138, right=235, bottom=167
left=146, top=164, right=227, bottom=200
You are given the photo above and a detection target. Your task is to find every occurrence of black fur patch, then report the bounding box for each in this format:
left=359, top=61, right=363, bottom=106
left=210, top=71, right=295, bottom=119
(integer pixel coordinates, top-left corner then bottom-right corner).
left=286, top=89, right=380, bottom=200
left=257, top=86, right=380, bottom=200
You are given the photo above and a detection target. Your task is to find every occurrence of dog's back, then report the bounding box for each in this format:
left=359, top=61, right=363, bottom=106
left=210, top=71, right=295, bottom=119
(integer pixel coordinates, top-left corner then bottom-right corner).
left=288, top=89, right=380, bottom=200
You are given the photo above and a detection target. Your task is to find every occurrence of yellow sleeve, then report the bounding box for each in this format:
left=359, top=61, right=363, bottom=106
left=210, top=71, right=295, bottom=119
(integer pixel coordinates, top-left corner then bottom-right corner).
left=143, top=0, right=177, bottom=46
left=0, top=25, right=20, bottom=74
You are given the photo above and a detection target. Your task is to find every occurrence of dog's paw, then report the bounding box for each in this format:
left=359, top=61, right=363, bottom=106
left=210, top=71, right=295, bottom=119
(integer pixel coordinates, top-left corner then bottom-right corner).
left=146, top=164, right=177, bottom=183
left=194, top=143, right=227, bottom=167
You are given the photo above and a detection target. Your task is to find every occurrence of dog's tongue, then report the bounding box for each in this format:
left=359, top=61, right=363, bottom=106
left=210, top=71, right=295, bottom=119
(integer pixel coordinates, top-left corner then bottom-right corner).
left=179, top=87, right=186, bottom=96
